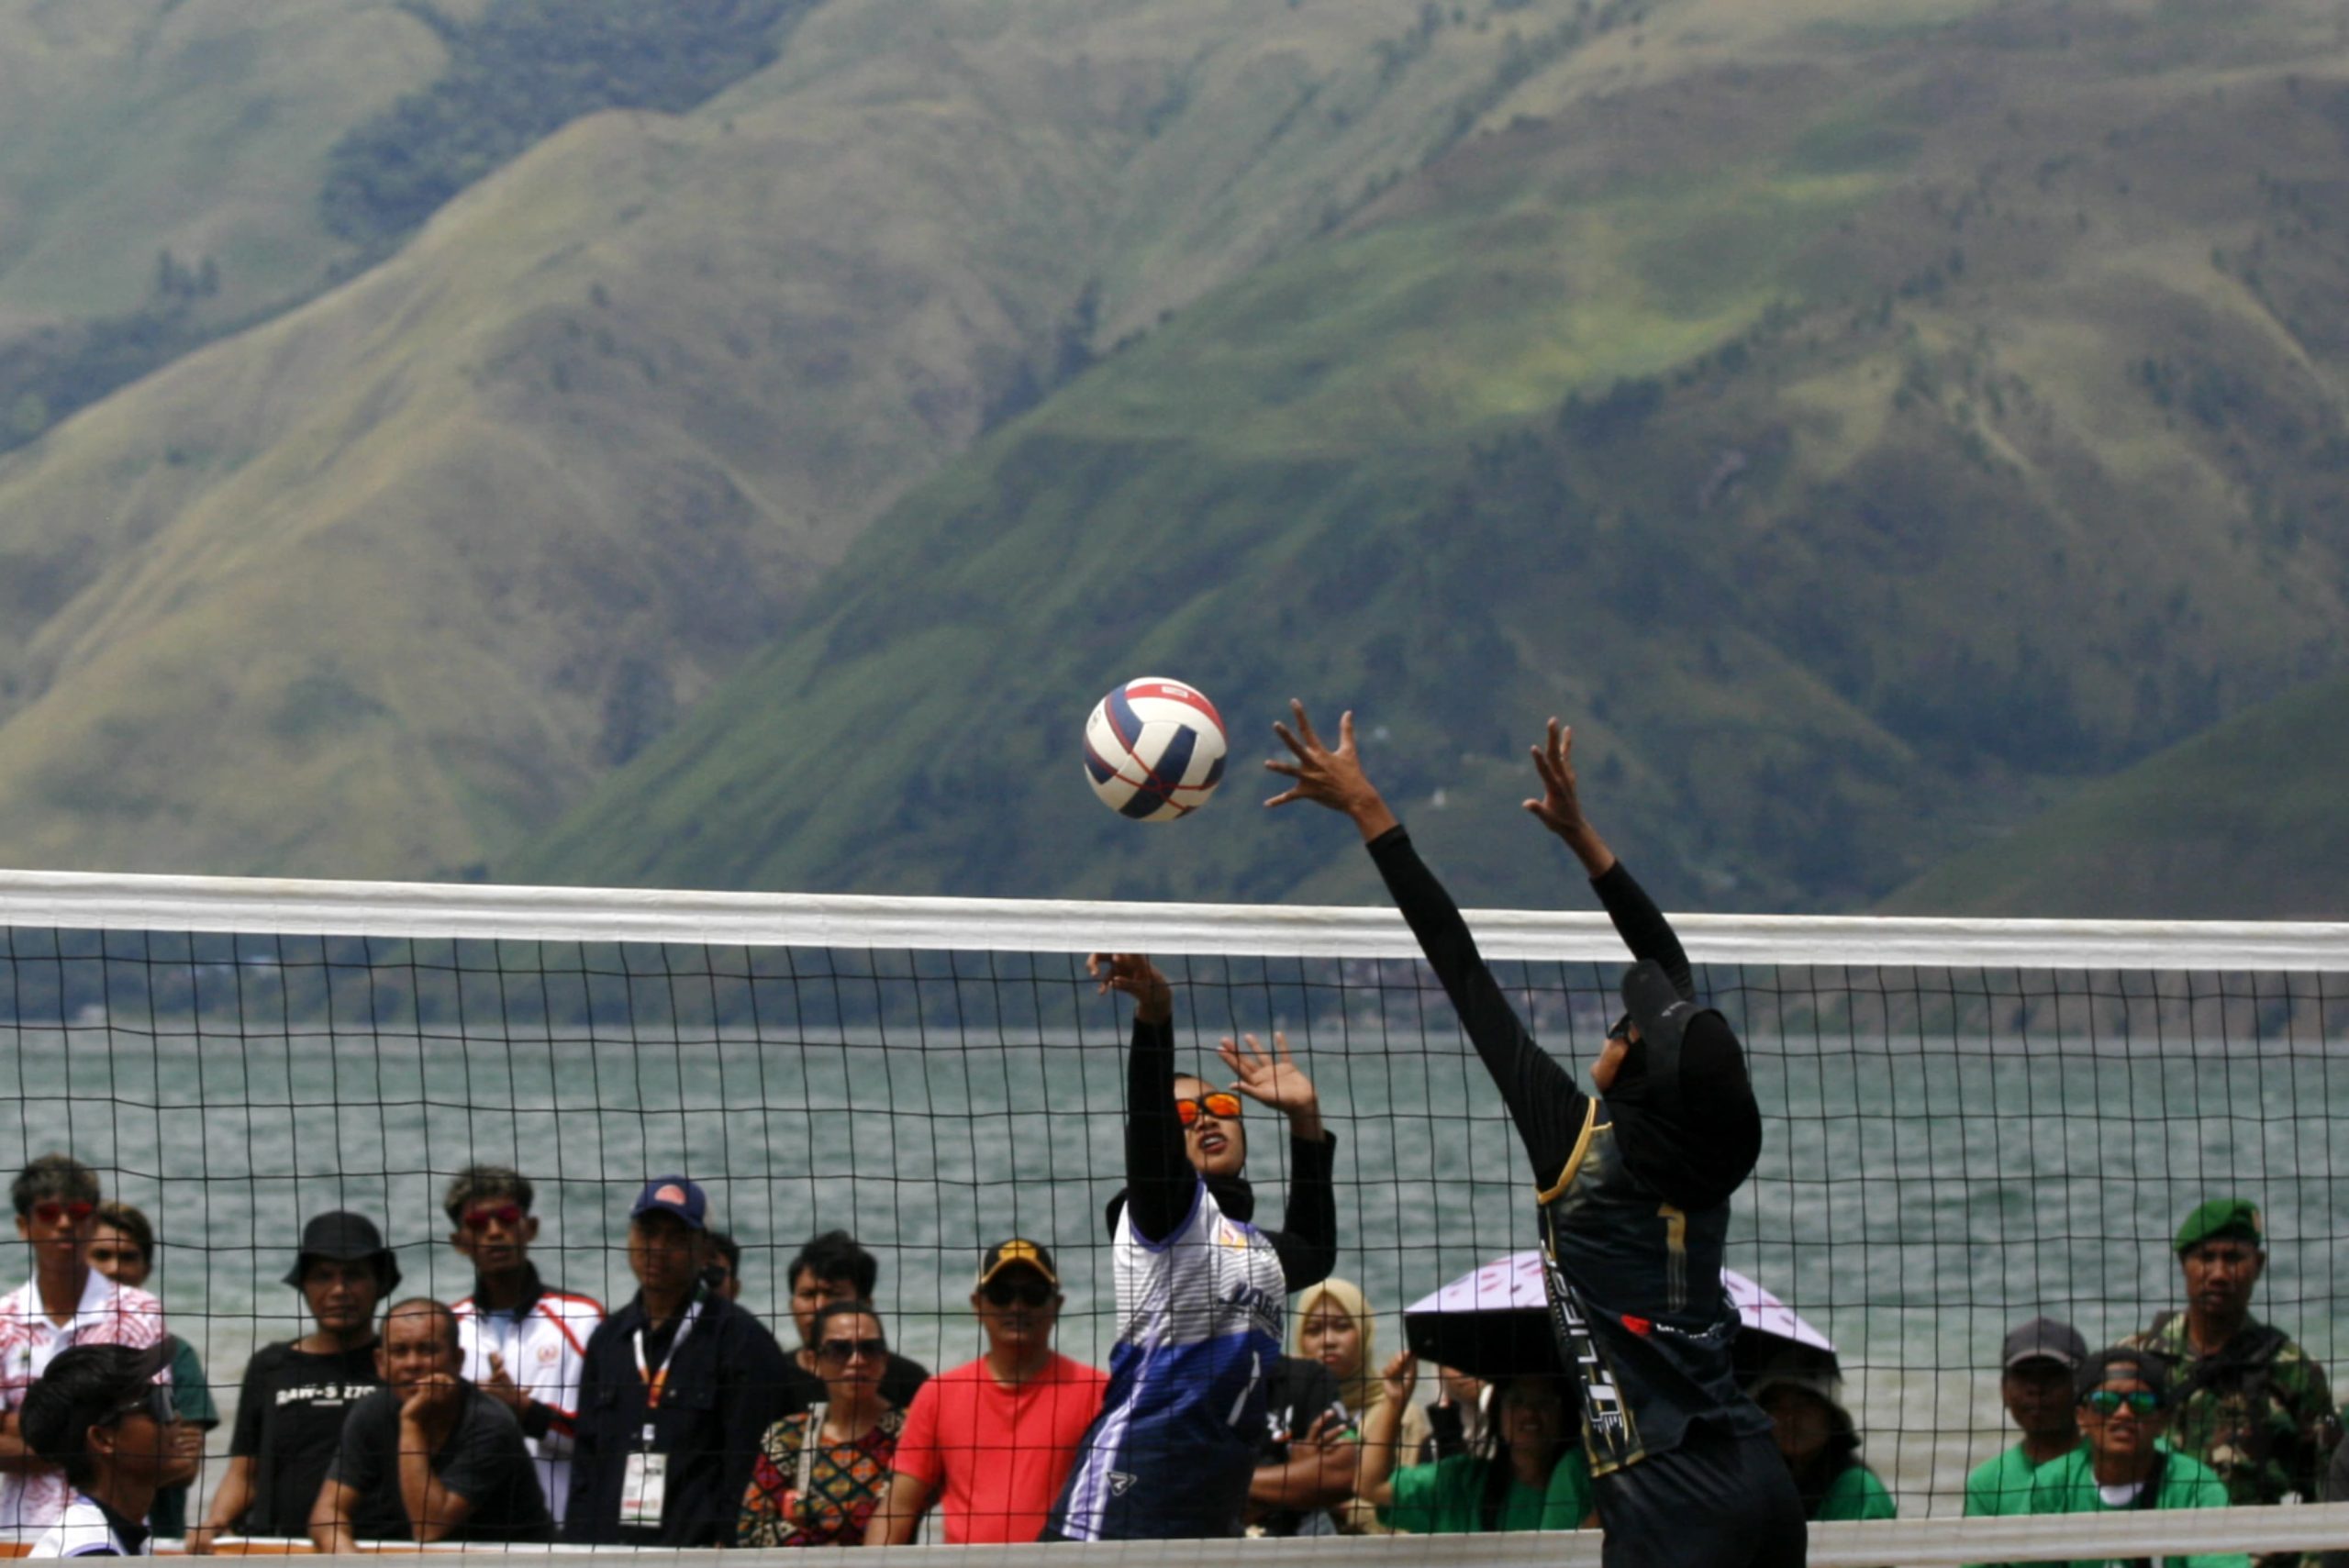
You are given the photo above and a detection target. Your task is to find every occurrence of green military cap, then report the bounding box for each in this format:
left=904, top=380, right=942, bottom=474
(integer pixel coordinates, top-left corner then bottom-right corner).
left=2175, top=1197, right=2263, bottom=1253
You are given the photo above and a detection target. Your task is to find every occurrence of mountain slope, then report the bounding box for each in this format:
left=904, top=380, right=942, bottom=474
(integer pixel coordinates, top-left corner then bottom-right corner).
left=517, top=0, right=2349, bottom=913
left=0, top=0, right=1659, bottom=878
left=1878, top=674, right=2349, bottom=919
left=0, top=0, right=452, bottom=328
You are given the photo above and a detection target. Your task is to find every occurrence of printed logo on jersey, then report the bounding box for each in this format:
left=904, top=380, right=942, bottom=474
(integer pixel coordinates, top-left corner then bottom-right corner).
left=1542, top=1245, right=1636, bottom=1466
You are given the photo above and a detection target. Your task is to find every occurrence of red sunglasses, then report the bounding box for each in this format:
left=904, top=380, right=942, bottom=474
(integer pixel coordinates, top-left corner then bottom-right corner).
left=1175, top=1092, right=1243, bottom=1128
left=31, top=1200, right=95, bottom=1227
left=462, top=1203, right=527, bottom=1232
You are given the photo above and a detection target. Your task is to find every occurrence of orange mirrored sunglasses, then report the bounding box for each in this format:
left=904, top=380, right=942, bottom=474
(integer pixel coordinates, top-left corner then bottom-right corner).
left=1175, top=1092, right=1243, bottom=1127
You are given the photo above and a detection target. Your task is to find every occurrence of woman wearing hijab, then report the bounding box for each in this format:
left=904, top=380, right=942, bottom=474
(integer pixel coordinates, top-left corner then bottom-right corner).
left=1295, top=1279, right=1429, bottom=1532
left=1266, top=705, right=1807, bottom=1568
left=1044, top=952, right=1339, bottom=1542
left=1752, top=1372, right=1895, bottom=1523
left=1356, top=1352, right=1594, bottom=1534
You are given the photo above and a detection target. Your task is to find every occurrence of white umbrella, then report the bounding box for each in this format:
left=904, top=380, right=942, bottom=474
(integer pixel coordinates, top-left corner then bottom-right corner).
left=1399, top=1250, right=1838, bottom=1383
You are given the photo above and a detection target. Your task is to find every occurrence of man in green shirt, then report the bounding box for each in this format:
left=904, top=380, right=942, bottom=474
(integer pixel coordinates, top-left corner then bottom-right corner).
left=1966, top=1317, right=2087, bottom=1518
left=1356, top=1354, right=1594, bottom=1533
left=2117, top=1199, right=2339, bottom=1568
left=2020, top=1347, right=2244, bottom=1568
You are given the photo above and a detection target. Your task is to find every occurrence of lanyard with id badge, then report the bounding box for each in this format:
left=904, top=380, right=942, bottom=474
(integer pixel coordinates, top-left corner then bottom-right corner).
left=619, top=1300, right=701, bottom=1529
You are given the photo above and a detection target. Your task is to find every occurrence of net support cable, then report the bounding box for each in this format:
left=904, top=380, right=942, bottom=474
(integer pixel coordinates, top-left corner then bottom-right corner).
left=0, top=866, right=2344, bottom=968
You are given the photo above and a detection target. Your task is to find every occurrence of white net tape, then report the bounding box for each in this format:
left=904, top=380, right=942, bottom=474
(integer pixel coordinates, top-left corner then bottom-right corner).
left=1, top=866, right=2344, bottom=969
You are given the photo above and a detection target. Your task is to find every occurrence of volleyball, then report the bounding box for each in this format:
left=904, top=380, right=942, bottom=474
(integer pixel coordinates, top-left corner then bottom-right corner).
left=1083, top=677, right=1230, bottom=821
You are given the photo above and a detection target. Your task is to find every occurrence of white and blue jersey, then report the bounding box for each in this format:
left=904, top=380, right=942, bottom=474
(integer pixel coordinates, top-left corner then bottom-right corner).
left=1046, top=1008, right=1337, bottom=1541
left=25, top=1494, right=146, bottom=1557
left=1050, top=1177, right=1287, bottom=1540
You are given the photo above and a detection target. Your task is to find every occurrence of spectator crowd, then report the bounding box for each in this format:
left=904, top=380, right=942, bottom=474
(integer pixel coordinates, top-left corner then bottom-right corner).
left=0, top=1147, right=2337, bottom=1562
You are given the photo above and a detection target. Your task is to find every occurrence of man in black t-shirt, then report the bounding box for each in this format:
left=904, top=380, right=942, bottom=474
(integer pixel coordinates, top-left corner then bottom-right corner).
left=778, top=1230, right=929, bottom=1413
left=1246, top=1355, right=1358, bottom=1537
left=191, top=1212, right=402, bottom=1551
left=311, top=1299, right=551, bottom=1548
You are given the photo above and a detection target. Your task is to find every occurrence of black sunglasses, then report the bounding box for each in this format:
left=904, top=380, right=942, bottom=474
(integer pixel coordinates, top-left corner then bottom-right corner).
left=816, top=1337, right=888, bottom=1364
left=984, top=1278, right=1053, bottom=1308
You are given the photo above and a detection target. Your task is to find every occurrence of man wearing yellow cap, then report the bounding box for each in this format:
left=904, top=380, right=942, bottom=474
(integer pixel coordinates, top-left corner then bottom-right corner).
left=2117, top=1198, right=2339, bottom=1567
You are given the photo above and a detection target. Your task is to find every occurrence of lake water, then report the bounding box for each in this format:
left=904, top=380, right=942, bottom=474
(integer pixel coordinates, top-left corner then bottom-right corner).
left=3, top=947, right=2344, bottom=1518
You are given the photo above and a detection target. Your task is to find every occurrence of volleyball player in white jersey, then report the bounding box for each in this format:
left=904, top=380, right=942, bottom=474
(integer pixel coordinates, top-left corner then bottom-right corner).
left=1044, top=954, right=1339, bottom=1541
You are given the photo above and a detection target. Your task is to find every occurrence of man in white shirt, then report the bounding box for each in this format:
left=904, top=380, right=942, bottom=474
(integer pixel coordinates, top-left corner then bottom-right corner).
left=445, top=1166, right=602, bottom=1524
left=0, top=1158, right=165, bottom=1545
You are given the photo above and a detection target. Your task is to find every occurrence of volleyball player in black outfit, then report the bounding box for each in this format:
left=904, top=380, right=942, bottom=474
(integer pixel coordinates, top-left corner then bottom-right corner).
left=1267, top=703, right=1807, bottom=1567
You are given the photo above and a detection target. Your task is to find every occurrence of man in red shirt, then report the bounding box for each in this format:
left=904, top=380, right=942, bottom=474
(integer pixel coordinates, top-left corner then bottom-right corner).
left=865, top=1240, right=1107, bottom=1545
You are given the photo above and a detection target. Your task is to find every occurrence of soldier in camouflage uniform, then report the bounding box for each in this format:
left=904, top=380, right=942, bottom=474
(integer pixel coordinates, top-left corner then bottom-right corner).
left=2118, top=1198, right=2341, bottom=1568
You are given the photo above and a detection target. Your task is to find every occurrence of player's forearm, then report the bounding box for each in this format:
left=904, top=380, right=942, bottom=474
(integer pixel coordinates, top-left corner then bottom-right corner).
left=1368, top=826, right=1590, bottom=1174
left=1124, top=1014, right=1193, bottom=1241
left=1555, top=819, right=1617, bottom=879
left=1272, top=1130, right=1339, bottom=1290
left=1590, top=860, right=1695, bottom=999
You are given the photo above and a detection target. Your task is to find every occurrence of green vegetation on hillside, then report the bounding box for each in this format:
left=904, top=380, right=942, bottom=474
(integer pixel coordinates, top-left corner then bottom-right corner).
left=320, top=0, right=807, bottom=251
left=0, top=0, right=1661, bottom=881
left=516, top=0, right=2349, bottom=914
left=1879, top=673, right=2349, bottom=919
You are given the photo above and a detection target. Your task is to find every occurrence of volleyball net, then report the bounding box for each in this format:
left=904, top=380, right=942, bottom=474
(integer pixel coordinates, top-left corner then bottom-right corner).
left=0, top=865, right=2344, bottom=1562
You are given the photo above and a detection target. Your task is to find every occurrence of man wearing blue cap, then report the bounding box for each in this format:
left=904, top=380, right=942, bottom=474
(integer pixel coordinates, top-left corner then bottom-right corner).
left=561, top=1178, right=791, bottom=1546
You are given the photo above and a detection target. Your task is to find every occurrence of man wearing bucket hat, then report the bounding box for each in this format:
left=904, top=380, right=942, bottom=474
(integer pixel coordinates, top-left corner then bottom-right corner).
left=1267, top=706, right=1803, bottom=1567
left=2116, top=1199, right=2339, bottom=1562
left=190, top=1211, right=403, bottom=1551
left=562, top=1176, right=791, bottom=1547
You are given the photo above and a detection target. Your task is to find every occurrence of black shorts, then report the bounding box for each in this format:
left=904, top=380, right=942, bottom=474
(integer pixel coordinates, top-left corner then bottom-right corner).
left=1593, top=1427, right=1808, bottom=1567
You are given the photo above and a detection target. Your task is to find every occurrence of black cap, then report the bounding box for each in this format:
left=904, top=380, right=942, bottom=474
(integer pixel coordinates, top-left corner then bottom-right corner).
left=1620, top=961, right=1698, bottom=1053
left=283, top=1210, right=402, bottom=1292
left=2001, top=1317, right=2087, bottom=1372
left=2075, top=1346, right=2171, bottom=1405
left=977, top=1238, right=1058, bottom=1288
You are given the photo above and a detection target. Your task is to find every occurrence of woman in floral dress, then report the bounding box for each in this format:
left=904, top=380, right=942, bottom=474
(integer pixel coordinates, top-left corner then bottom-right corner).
left=739, top=1302, right=904, bottom=1548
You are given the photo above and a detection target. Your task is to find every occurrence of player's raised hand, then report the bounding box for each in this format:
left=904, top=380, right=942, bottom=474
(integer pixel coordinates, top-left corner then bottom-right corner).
left=1264, top=699, right=1399, bottom=840
left=1523, top=717, right=1616, bottom=875
left=1087, top=952, right=1172, bottom=1023
left=1219, top=1030, right=1322, bottom=1140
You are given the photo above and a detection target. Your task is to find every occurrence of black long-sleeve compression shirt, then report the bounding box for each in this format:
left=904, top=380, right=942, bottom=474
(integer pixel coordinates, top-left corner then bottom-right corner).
left=1590, top=860, right=1695, bottom=1004
left=1366, top=825, right=1688, bottom=1187
left=1121, top=1014, right=1338, bottom=1289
